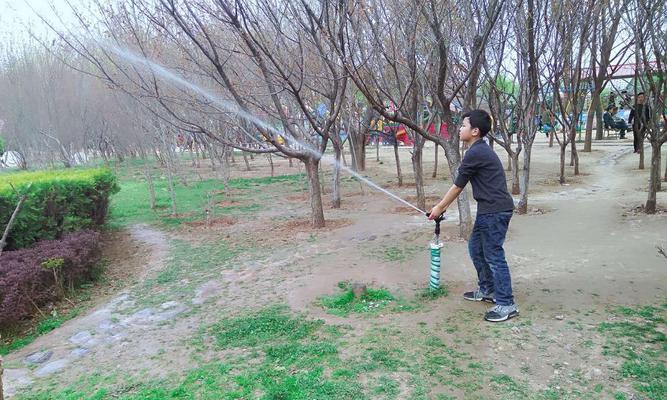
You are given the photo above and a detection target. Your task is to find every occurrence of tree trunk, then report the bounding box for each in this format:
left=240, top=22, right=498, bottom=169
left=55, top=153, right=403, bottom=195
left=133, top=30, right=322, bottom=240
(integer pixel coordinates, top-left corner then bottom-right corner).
left=194, top=143, right=201, bottom=168
left=267, top=154, right=274, bottom=177
left=243, top=152, right=251, bottom=171
left=376, top=137, right=380, bottom=162
left=663, top=148, right=667, bottom=182
left=517, top=146, right=532, bottom=214
left=549, top=131, right=555, bottom=147
left=595, top=102, right=604, bottom=140
left=432, top=143, right=438, bottom=178
left=305, top=158, right=325, bottom=228
left=572, top=132, right=580, bottom=175
left=332, top=144, right=342, bottom=209
left=165, top=155, right=177, bottom=216
left=393, top=139, right=403, bottom=187
left=639, top=138, right=645, bottom=169
left=159, top=134, right=178, bottom=216
left=645, top=142, right=661, bottom=214
left=411, top=134, right=426, bottom=211
left=144, top=167, right=156, bottom=210
left=510, top=151, right=520, bottom=195
left=559, top=143, right=567, bottom=184
left=583, top=92, right=599, bottom=152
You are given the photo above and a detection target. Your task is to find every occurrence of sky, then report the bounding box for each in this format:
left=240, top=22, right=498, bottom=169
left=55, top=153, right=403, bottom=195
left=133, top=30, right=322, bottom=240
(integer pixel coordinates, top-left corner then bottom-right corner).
left=0, top=0, right=81, bottom=42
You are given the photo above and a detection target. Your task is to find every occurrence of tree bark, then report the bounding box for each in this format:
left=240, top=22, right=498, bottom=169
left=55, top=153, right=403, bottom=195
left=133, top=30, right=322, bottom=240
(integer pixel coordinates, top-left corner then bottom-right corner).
left=243, top=152, right=251, bottom=171
left=305, top=158, right=325, bottom=228
left=332, top=144, right=342, bottom=209
left=583, top=93, right=599, bottom=152
left=0, top=191, right=28, bottom=256
left=160, top=134, right=178, bottom=216
left=639, top=138, right=645, bottom=169
left=559, top=143, right=567, bottom=184
left=572, top=132, right=580, bottom=175
left=645, top=142, right=661, bottom=214
left=510, top=152, right=520, bottom=195
left=411, top=134, right=426, bottom=211
left=595, top=102, right=604, bottom=140
left=393, top=138, right=403, bottom=187
left=432, top=143, right=438, bottom=178
left=517, top=146, right=532, bottom=214
left=267, top=154, right=274, bottom=177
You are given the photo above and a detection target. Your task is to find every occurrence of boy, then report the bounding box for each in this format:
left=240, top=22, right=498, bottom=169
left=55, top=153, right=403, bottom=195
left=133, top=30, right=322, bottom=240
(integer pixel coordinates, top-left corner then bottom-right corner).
left=428, top=109, right=518, bottom=322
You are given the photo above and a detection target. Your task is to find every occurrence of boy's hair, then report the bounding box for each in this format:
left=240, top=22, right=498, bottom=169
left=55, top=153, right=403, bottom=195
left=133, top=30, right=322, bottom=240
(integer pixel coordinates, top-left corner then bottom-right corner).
left=461, top=109, right=492, bottom=137
left=636, top=92, right=645, bottom=97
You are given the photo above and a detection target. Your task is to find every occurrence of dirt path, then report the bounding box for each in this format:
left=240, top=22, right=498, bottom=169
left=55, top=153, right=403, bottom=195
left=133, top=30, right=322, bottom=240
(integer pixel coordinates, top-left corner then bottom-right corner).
left=3, top=224, right=173, bottom=397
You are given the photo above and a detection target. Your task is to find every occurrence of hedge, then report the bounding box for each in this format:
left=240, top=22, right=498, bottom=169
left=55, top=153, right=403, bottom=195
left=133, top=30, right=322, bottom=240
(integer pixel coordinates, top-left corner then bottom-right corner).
left=0, top=167, right=119, bottom=250
left=0, top=230, right=101, bottom=327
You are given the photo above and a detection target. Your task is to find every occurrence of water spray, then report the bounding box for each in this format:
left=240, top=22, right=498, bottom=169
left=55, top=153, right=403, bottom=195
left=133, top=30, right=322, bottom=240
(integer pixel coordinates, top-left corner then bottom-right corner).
left=426, top=213, right=445, bottom=291
left=101, top=43, right=427, bottom=216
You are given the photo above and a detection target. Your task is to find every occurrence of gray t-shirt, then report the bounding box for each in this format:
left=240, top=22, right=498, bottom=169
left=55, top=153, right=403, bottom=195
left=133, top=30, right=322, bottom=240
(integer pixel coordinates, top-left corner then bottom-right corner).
left=454, top=140, right=514, bottom=214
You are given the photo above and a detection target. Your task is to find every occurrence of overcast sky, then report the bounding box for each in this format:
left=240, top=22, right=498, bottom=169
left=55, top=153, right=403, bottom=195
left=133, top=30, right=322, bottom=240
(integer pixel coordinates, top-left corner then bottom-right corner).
left=0, top=0, right=81, bottom=42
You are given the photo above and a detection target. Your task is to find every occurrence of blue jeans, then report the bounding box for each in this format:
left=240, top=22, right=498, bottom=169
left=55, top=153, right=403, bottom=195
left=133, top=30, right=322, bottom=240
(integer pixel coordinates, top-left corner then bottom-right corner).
left=468, top=211, right=514, bottom=306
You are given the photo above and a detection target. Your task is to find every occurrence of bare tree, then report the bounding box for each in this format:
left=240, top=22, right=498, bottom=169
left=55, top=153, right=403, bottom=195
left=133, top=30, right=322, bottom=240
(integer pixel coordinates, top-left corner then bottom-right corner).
left=325, top=0, right=503, bottom=237
left=582, top=0, right=633, bottom=151
left=629, top=0, right=666, bottom=213
left=41, top=0, right=353, bottom=227
left=543, top=0, right=597, bottom=184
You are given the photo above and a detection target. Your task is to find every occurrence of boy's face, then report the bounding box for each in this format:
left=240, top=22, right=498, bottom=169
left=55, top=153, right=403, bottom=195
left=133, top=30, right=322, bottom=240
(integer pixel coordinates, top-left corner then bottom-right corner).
left=459, top=117, right=479, bottom=143
left=637, top=94, right=645, bottom=104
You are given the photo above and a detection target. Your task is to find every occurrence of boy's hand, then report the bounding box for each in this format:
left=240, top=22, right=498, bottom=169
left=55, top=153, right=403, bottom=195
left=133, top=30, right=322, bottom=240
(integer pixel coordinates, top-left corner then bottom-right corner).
left=428, top=205, right=445, bottom=220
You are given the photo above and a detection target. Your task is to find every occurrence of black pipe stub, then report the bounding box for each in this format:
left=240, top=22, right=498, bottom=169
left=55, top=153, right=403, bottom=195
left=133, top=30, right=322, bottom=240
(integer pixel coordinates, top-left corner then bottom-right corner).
left=426, top=212, right=445, bottom=236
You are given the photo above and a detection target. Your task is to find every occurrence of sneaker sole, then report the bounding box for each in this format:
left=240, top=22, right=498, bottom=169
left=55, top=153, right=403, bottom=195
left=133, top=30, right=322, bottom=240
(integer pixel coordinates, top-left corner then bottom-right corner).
left=463, top=296, right=496, bottom=303
left=484, top=310, right=519, bottom=322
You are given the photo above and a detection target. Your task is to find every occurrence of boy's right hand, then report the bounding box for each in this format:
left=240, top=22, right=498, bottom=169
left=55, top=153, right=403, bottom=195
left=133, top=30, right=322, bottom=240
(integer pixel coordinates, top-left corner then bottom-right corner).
left=428, top=205, right=445, bottom=220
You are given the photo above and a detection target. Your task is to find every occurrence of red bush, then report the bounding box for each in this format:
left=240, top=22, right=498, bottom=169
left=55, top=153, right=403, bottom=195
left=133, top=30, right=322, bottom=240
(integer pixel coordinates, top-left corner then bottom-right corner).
left=0, top=230, right=101, bottom=328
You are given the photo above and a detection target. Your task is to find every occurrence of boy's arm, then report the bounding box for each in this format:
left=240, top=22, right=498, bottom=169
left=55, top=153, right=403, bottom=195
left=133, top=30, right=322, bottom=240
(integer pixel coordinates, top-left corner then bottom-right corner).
left=428, top=184, right=464, bottom=219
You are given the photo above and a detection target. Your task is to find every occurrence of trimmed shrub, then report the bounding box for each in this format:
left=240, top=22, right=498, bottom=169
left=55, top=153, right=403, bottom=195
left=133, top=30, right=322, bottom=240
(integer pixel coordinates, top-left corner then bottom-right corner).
left=0, top=230, right=101, bottom=328
left=0, top=167, right=119, bottom=250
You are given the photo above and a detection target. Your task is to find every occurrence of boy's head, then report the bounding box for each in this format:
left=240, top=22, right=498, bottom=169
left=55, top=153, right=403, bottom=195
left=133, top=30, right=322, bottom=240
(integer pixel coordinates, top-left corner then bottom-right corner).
left=460, top=109, right=492, bottom=143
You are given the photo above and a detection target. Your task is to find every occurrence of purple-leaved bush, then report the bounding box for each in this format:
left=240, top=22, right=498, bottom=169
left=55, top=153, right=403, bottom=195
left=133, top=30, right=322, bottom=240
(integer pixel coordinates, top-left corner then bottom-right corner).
left=0, top=230, right=101, bottom=328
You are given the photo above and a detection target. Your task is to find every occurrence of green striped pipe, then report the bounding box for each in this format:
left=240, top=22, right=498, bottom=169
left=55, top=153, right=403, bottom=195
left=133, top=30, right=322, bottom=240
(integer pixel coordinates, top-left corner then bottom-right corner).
left=429, top=240, right=443, bottom=291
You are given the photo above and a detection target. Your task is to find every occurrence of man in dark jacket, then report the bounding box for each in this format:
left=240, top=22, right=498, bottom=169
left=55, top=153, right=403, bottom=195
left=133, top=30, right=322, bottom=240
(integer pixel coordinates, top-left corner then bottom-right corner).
left=628, top=92, right=650, bottom=153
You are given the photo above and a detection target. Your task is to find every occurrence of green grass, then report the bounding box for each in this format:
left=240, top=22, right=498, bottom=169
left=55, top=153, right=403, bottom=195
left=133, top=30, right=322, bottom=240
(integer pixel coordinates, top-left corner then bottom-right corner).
left=318, top=282, right=398, bottom=316
left=597, top=304, right=667, bottom=400
left=18, top=307, right=365, bottom=400
left=368, top=244, right=423, bottom=262
left=209, top=306, right=323, bottom=348
left=109, top=173, right=305, bottom=228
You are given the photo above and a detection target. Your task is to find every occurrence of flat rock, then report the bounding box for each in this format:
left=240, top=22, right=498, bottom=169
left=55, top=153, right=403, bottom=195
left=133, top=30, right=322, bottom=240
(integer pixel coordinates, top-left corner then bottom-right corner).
left=35, top=359, right=69, bottom=377
left=24, top=350, right=53, bottom=364
left=3, top=368, right=34, bottom=394
left=98, top=319, right=118, bottom=333
left=69, top=330, right=93, bottom=345
left=70, top=347, right=90, bottom=358
left=160, top=301, right=179, bottom=310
